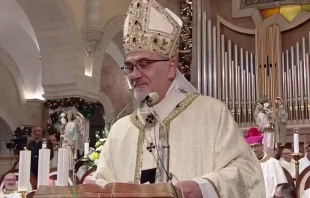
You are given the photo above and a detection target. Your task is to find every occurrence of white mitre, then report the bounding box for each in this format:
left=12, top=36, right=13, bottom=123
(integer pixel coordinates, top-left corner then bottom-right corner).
left=123, top=0, right=199, bottom=94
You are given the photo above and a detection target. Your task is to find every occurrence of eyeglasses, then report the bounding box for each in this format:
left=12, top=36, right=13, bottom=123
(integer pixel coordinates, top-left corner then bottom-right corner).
left=121, top=59, right=169, bottom=75
left=4, top=179, right=16, bottom=182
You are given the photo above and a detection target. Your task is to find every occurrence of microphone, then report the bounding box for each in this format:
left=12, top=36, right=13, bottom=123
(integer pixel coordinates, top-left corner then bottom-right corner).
left=142, top=93, right=171, bottom=183
left=143, top=92, right=159, bottom=106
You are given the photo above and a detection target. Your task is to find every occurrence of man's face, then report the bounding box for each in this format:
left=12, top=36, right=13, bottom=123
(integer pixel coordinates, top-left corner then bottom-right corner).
left=250, top=143, right=264, bottom=158
left=49, top=135, right=57, bottom=147
left=281, top=148, right=292, bottom=162
left=4, top=173, right=16, bottom=190
left=124, top=52, right=176, bottom=102
left=34, top=126, right=43, bottom=138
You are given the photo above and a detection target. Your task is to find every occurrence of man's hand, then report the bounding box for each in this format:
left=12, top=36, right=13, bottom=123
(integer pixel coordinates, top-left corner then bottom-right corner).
left=175, top=180, right=203, bottom=198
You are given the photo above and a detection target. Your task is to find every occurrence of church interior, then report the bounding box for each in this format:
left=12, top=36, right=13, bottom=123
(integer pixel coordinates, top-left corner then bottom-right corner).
left=1, top=0, right=310, bottom=197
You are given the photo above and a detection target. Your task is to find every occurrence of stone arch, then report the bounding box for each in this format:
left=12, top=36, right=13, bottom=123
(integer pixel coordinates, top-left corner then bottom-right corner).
left=92, top=15, right=124, bottom=77
left=91, top=15, right=125, bottom=121
left=0, top=108, right=17, bottom=132
left=101, top=15, right=124, bottom=55
left=16, top=0, right=85, bottom=89
left=98, top=93, right=115, bottom=123
left=106, top=41, right=124, bottom=68
left=0, top=47, right=27, bottom=106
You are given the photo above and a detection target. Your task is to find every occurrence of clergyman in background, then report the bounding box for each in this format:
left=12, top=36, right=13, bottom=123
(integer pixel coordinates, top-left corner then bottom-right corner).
left=0, top=172, right=21, bottom=198
left=279, top=148, right=295, bottom=179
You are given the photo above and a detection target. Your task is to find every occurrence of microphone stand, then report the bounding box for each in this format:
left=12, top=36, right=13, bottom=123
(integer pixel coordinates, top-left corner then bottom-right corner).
left=143, top=103, right=171, bottom=183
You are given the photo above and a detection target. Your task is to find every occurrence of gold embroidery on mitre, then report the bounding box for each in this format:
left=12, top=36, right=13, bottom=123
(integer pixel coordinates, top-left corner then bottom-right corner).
left=123, top=0, right=182, bottom=58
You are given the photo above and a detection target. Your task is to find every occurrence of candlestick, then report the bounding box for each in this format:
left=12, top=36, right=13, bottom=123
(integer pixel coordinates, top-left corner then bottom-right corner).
left=37, top=148, right=50, bottom=188
left=84, top=137, right=90, bottom=157
left=18, top=150, right=31, bottom=192
left=17, top=191, right=27, bottom=198
left=42, top=138, right=47, bottom=149
left=56, top=148, right=70, bottom=186
left=293, top=129, right=300, bottom=154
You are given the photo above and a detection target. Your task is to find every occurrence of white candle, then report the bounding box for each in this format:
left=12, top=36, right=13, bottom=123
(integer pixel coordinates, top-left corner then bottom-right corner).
left=84, top=141, right=89, bottom=157
left=42, top=142, right=47, bottom=149
left=37, top=149, right=50, bottom=188
left=56, top=148, right=70, bottom=186
left=18, top=150, right=31, bottom=192
left=294, top=132, right=300, bottom=154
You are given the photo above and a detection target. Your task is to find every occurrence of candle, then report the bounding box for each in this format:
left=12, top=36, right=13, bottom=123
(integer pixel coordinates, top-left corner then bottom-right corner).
left=56, top=148, right=70, bottom=186
left=42, top=139, right=47, bottom=149
left=294, top=131, right=299, bottom=154
left=84, top=138, right=90, bottom=157
left=18, top=150, right=31, bottom=192
left=37, top=149, right=50, bottom=188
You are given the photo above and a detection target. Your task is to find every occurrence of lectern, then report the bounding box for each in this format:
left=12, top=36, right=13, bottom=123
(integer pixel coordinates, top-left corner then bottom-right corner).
left=34, top=183, right=177, bottom=198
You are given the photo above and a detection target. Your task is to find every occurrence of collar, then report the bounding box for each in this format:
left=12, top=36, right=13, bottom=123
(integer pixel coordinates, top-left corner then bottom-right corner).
left=137, top=88, right=187, bottom=126
left=3, top=186, right=18, bottom=194
left=259, top=153, right=271, bottom=163
left=280, top=158, right=295, bottom=164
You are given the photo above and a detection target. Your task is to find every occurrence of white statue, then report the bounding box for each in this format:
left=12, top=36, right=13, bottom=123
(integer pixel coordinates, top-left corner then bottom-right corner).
left=254, top=96, right=274, bottom=157
left=59, top=110, right=86, bottom=169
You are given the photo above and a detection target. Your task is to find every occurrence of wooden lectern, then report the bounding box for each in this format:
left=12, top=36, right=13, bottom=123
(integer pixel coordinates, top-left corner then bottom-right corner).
left=34, top=183, right=177, bottom=198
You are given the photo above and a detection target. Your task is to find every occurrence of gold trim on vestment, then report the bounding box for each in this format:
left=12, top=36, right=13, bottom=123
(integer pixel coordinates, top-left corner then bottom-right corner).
left=259, top=154, right=271, bottom=163
left=130, top=93, right=199, bottom=183
left=205, top=178, right=221, bottom=198
left=3, top=186, right=19, bottom=194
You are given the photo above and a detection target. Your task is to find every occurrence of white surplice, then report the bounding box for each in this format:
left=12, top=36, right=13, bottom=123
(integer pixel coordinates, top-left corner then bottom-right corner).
left=0, top=190, right=22, bottom=198
left=300, top=156, right=310, bottom=174
left=95, top=88, right=265, bottom=198
left=279, top=158, right=296, bottom=178
left=302, top=188, right=310, bottom=198
left=259, top=153, right=287, bottom=197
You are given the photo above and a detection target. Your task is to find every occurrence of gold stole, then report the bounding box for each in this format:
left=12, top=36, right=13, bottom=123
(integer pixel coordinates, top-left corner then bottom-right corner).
left=130, top=93, right=199, bottom=183
left=3, top=186, right=18, bottom=195
left=259, top=153, right=271, bottom=163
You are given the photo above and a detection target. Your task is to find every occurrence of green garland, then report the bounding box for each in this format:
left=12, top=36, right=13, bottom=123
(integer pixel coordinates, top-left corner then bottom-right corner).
left=45, top=97, right=98, bottom=136
left=45, top=97, right=98, bottom=119
left=179, top=0, right=193, bottom=81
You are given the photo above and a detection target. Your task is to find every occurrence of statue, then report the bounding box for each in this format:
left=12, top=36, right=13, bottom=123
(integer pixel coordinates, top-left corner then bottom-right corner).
left=274, top=97, right=288, bottom=147
left=59, top=110, right=86, bottom=169
left=254, top=96, right=275, bottom=157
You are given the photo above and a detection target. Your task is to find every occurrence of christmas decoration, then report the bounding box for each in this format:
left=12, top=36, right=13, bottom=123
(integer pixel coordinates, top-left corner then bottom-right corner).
left=45, top=97, right=98, bottom=136
left=45, top=97, right=98, bottom=119
left=179, top=0, right=193, bottom=81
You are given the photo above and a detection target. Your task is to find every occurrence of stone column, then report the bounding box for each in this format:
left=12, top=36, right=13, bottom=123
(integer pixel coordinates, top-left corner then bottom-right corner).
left=82, top=0, right=104, bottom=100
left=21, top=99, right=44, bottom=127
left=84, top=0, right=103, bottom=57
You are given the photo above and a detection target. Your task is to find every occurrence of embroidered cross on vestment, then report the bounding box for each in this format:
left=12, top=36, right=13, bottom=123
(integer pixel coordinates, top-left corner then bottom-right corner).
left=147, top=143, right=155, bottom=152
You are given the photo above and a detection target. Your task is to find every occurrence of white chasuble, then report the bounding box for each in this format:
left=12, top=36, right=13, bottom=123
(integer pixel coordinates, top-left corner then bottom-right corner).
left=0, top=191, right=22, bottom=198
left=279, top=158, right=295, bottom=178
left=302, top=188, right=310, bottom=198
left=259, top=154, right=287, bottom=198
left=95, top=88, right=265, bottom=198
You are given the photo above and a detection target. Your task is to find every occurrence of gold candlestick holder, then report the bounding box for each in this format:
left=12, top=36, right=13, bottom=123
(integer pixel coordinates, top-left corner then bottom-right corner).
left=291, top=153, right=302, bottom=180
left=17, top=191, right=27, bottom=198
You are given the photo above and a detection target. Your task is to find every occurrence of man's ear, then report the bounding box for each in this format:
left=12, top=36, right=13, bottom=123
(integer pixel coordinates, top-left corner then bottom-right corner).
left=168, top=58, right=177, bottom=80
